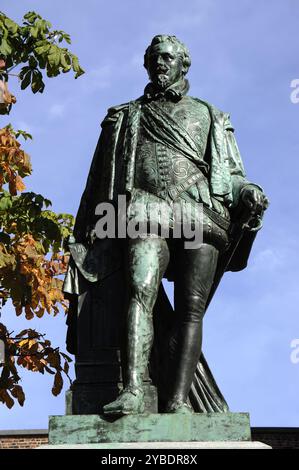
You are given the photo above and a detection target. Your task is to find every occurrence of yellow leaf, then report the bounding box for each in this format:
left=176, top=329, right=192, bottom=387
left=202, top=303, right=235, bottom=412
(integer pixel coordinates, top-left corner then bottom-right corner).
left=28, top=339, right=36, bottom=349
left=18, top=339, right=29, bottom=348
left=15, top=175, right=26, bottom=192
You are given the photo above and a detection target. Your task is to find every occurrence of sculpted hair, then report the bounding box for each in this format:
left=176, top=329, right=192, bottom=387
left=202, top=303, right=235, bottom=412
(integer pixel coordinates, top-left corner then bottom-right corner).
left=143, top=35, right=191, bottom=75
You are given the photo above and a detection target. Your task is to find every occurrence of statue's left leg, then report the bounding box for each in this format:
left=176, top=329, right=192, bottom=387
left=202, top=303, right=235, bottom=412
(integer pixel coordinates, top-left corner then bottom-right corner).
left=165, top=242, right=219, bottom=413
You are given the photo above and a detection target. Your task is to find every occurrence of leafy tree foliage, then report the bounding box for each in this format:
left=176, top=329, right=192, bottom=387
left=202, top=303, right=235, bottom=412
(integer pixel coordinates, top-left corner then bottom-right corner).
left=0, top=11, right=84, bottom=97
left=0, top=11, right=84, bottom=408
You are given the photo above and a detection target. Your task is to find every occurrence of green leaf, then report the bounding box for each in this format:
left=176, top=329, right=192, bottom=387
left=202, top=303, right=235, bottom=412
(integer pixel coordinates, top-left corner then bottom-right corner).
left=71, top=55, right=85, bottom=78
left=29, top=25, right=39, bottom=39
left=35, top=194, right=45, bottom=206
left=36, top=56, right=46, bottom=70
left=63, top=34, right=71, bottom=45
left=60, top=53, right=68, bottom=68
left=44, top=198, right=52, bottom=208
left=15, top=129, right=33, bottom=141
left=35, top=19, right=50, bottom=36
left=29, top=56, right=37, bottom=69
left=20, top=70, right=32, bottom=90
left=61, top=53, right=72, bottom=73
left=19, top=66, right=30, bottom=80
left=71, top=55, right=80, bottom=72
left=3, top=18, right=18, bottom=35
left=46, top=64, right=59, bottom=78
left=74, top=66, right=85, bottom=79
left=31, top=70, right=45, bottom=94
left=23, top=12, right=40, bottom=24
left=47, top=49, right=61, bottom=68
left=0, top=38, right=12, bottom=56
left=34, top=43, right=51, bottom=56
left=0, top=196, right=12, bottom=211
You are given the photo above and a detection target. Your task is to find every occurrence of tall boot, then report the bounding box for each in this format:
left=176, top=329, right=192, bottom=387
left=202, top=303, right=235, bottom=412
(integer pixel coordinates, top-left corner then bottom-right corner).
left=164, top=243, right=218, bottom=413
left=165, top=320, right=202, bottom=414
left=103, top=299, right=153, bottom=416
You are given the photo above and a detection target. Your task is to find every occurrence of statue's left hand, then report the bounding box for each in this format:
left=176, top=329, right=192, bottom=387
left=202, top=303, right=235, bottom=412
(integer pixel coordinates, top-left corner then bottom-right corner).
left=241, top=185, right=269, bottom=215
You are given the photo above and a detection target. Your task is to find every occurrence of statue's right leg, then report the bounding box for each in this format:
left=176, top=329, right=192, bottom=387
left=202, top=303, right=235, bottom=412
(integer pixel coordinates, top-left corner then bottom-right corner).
left=103, top=236, right=169, bottom=416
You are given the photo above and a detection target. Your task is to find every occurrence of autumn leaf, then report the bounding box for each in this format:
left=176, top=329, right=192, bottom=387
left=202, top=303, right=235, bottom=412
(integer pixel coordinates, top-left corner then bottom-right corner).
left=52, top=370, right=63, bottom=396
left=63, top=361, right=69, bottom=375
left=35, top=307, right=45, bottom=318
left=25, top=304, right=34, bottom=320
left=11, top=385, right=25, bottom=406
left=0, top=127, right=31, bottom=193
left=15, top=175, right=26, bottom=192
left=18, top=338, right=29, bottom=348
left=43, top=365, right=55, bottom=375
left=47, top=351, right=60, bottom=369
left=0, top=389, right=14, bottom=409
left=15, top=304, right=23, bottom=316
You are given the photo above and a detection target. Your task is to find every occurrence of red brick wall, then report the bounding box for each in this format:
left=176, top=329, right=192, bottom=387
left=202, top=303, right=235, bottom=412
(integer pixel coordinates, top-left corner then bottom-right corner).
left=0, top=435, right=48, bottom=449
left=251, top=428, right=299, bottom=450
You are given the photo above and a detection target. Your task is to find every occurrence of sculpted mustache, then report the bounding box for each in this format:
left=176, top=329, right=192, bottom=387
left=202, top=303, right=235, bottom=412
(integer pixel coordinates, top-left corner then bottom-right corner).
left=156, top=67, right=169, bottom=74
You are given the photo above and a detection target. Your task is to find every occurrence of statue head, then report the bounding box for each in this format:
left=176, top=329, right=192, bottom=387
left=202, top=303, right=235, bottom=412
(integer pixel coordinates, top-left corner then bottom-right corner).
left=144, top=35, right=191, bottom=90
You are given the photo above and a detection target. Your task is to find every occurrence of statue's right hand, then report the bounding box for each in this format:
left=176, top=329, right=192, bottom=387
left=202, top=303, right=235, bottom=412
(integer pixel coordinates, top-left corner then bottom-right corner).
left=88, top=228, right=97, bottom=245
left=83, top=225, right=97, bottom=245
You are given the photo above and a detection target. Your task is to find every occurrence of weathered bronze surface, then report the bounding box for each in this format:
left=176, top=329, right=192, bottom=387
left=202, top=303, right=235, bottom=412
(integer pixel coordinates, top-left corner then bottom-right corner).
left=63, top=35, right=268, bottom=417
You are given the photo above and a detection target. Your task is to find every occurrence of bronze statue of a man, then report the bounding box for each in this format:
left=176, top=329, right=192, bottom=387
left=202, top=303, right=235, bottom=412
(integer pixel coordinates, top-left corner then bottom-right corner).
left=63, top=35, right=268, bottom=417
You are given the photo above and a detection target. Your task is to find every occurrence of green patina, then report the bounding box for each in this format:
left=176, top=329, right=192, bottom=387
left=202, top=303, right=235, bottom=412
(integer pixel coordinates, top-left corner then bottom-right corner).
left=49, top=412, right=251, bottom=445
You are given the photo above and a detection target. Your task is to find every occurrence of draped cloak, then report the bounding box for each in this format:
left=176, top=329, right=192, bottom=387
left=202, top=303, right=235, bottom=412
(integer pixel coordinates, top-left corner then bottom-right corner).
left=63, top=94, right=262, bottom=413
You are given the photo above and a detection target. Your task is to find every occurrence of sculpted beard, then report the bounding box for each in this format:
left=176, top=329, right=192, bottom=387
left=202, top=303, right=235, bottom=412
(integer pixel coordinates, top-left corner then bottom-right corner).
left=155, top=66, right=170, bottom=89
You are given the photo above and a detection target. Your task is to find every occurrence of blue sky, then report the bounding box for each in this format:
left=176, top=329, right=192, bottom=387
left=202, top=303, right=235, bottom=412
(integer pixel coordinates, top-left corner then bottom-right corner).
left=1, top=0, right=299, bottom=430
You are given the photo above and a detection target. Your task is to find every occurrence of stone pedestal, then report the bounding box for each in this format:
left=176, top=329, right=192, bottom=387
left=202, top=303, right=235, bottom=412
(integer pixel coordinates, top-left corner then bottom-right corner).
left=49, top=412, right=252, bottom=446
